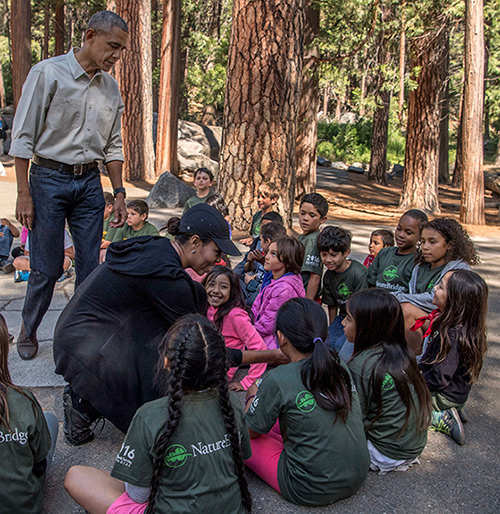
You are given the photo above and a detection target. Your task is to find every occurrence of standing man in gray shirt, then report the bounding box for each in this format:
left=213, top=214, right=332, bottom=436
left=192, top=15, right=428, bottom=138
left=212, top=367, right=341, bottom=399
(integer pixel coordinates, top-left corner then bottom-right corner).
left=10, top=11, right=129, bottom=360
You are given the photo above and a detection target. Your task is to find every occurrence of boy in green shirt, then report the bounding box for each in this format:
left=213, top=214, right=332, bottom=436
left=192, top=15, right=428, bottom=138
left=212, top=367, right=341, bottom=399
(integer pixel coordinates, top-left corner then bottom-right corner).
left=111, top=200, right=159, bottom=242
left=241, top=182, right=280, bottom=245
left=182, top=167, right=214, bottom=214
left=297, top=193, right=328, bottom=300
left=319, top=226, right=367, bottom=359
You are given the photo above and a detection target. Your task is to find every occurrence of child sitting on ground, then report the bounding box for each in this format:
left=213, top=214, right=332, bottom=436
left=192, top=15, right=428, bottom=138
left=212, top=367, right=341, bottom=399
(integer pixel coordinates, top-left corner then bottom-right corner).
left=205, top=267, right=267, bottom=391
left=298, top=193, right=329, bottom=300
left=101, top=192, right=116, bottom=242
left=318, top=226, right=367, bottom=360
left=367, top=209, right=428, bottom=294
left=394, top=218, right=478, bottom=331
left=245, top=298, right=369, bottom=506
left=13, top=229, right=74, bottom=283
left=64, top=314, right=252, bottom=514
left=241, top=221, right=287, bottom=305
left=182, top=167, right=215, bottom=214
left=418, top=270, right=488, bottom=445
left=0, top=313, right=59, bottom=513
left=344, top=290, right=432, bottom=475
left=252, top=236, right=306, bottom=349
left=0, top=218, right=20, bottom=273
left=363, top=229, right=394, bottom=268
left=241, top=182, right=280, bottom=245
left=110, top=200, right=159, bottom=242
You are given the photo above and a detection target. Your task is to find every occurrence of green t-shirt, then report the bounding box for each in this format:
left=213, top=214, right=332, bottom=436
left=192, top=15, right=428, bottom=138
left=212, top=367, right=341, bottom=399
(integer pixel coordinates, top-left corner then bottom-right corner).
left=322, top=259, right=368, bottom=317
left=298, top=231, right=323, bottom=296
left=366, top=247, right=416, bottom=294
left=250, top=211, right=262, bottom=237
left=245, top=360, right=369, bottom=506
left=182, top=194, right=208, bottom=215
left=0, top=388, right=51, bottom=514
left=415, top=263, right=446, bottom=293
left=103, top=214, right=118, bottom=242
left=111, top=221, right=159, bottom=242
left=111, top=390, right=251, bottom=514
left=348, top=348, right=428, bottom=460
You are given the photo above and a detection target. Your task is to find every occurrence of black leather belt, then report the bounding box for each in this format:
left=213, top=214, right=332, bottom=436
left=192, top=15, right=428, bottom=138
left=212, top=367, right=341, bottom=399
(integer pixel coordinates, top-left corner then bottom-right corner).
left=33, top=155, right=98, bottom=176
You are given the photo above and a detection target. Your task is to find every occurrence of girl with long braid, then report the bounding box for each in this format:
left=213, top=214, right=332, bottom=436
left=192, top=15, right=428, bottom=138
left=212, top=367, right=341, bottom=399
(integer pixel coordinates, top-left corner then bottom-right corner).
left=64, top=314, right=252, bottom=514
left=244, top=298, right=369, bottom=506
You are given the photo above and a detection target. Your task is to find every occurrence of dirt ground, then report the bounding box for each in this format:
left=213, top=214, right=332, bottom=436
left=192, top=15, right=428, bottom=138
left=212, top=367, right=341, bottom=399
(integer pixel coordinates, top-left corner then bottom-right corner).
left=2, top=153, right=499, bottom=237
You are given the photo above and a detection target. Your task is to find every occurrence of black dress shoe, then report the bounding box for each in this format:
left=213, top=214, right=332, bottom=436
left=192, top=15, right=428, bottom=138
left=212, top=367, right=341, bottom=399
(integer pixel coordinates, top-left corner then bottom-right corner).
left=17, top=323, right=39, bottom=360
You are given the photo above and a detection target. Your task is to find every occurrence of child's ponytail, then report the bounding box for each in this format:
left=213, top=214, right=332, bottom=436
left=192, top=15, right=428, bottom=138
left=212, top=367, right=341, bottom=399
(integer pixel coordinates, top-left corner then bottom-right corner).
left=276, top=299, right=353, bottom=423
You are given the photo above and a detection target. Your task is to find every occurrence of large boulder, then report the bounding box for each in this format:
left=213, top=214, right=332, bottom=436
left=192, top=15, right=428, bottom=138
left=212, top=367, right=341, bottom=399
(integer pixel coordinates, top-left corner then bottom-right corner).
left=147, top=171, right=196, bottom=208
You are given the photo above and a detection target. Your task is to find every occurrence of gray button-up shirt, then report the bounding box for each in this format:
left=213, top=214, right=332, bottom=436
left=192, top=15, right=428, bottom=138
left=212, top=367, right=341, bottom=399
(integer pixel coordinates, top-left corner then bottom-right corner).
left=10, top=49, right=124, bottom=165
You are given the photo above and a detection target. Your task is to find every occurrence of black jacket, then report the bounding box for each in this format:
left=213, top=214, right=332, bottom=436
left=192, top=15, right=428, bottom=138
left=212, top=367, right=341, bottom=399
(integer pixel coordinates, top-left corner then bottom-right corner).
left=53, top=237, right=206, bottom=432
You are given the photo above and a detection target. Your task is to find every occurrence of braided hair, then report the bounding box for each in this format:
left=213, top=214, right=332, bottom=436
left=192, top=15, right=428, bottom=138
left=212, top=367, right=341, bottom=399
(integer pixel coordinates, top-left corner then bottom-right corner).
left=146, top=314, right=251, bottom=513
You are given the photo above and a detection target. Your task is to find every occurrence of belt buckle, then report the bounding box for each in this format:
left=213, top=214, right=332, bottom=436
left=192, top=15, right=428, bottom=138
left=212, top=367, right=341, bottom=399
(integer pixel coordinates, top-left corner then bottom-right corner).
left=74, top=164, right=84, bottom=176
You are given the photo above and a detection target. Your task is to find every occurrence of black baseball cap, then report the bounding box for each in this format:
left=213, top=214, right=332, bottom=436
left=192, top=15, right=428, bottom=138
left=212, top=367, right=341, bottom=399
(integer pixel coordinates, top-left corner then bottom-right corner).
left=180, top=204, right=241, bottom=256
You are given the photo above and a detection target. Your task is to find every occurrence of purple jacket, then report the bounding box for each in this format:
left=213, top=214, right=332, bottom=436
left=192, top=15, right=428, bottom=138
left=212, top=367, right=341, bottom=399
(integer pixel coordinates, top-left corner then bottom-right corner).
left=252, top=273, right=306, bottom=349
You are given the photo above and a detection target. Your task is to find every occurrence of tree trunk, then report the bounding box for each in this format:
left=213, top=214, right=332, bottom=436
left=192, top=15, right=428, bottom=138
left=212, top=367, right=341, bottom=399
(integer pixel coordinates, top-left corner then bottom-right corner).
left=54, top=1, right=65, bottom=56
left=452, top=88, right=464, bottom=186
left=0, top=66, right=5, bottom=108
left=399, top=27, right=448, bottom=214
left=369, top=6, right=393, bottom=186
left=461, top=0, right=485, bottom=225
left=155, top=0, right=181, bottom=177
left=398, top=1, right=406, bottom=125
left=115, top=0, right=155, bottom=181
left=295, top=1, right=319, bottom=200
left=322, top=86, right=329, bottom=116
left=11, top=0, right=31, bottom=109
left=368, top=90, right=390, bottom=185
left=43, top=1, right=50, bottom=60
left=208, top=0, right=222, bottom=39
left=438, top=31, right=450, bottom=184
left=151, top=0, right=159, bottom=112
left=219, top=0, right=304, bottom=230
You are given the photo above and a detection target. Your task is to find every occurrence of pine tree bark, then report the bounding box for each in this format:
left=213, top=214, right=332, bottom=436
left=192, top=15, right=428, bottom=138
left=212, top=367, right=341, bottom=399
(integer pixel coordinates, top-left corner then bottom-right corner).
left=54, top=1, right=65, bottom=56
left=438, top=31, right=450, bottom=184
left=398, top=0, right=406, bottom=125
left=115, top=0, right=155, bottom=181
left=399, top=27, right=448, bottom=214
left=11, top=0, right=31, bottom=109
left=295, top=1, right=319, bottom=200
left=0, top=66, right=5, bottom=108
left=43, top=1, right=50, bottom=60
left=219, top=0, right=304, bottom=230
left=452, top=88, right=464, bottom=186
left=155, top=0, right=181, bottom=177
left=461, top=0, right=485, bottom=224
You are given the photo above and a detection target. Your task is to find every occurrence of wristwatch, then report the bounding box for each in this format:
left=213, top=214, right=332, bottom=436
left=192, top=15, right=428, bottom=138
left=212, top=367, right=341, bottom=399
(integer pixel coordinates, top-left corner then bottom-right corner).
left=113, top=187, right=126, bottom=199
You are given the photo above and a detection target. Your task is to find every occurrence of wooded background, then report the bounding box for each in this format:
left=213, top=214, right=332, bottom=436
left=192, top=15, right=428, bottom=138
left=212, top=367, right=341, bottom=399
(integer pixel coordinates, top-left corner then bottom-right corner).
left=3, top=0, right=499, bottom=229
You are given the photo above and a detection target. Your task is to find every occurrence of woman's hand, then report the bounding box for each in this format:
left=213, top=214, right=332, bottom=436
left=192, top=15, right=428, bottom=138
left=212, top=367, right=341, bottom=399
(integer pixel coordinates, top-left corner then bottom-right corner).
left=229, top=381, right=245, bottom=392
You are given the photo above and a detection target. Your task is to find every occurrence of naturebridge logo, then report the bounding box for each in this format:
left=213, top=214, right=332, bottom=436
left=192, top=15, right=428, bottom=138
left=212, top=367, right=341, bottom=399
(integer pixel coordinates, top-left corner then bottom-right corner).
left=383, top=265, right=399, bottom=282
left=164, top=444, right=190, bottom=468
left=295, top=390, right=316, bottom=413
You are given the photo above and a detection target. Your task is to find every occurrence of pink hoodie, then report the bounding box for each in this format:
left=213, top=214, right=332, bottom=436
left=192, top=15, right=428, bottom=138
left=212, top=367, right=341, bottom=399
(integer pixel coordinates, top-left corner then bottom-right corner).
left=207, top=305, right=267, bottom=390
left=251, top=273, right=306, bottom=349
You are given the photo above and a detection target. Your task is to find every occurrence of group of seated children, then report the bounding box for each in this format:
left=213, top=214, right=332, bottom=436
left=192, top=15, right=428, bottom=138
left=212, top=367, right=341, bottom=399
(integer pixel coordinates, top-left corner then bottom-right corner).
left=0, top=175, right=489, bottom=513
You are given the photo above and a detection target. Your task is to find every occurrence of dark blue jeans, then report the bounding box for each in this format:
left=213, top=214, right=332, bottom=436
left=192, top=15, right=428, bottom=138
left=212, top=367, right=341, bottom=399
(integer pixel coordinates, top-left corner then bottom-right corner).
left=23, top=163, right=104, bottom=337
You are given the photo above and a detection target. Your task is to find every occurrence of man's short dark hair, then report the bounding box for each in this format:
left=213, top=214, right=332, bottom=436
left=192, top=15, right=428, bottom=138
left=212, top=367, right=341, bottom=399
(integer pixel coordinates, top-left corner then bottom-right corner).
left=371, top=229, right=394, bottom=247
left=300, top=193, right=329, bottom=218
left=127, top=200, right=149, bottom=217
left=88, top=11, right=129, bottom=34
left=262, top=211, right=283, bottom=224
left=317, top=226, right=352, bottom=253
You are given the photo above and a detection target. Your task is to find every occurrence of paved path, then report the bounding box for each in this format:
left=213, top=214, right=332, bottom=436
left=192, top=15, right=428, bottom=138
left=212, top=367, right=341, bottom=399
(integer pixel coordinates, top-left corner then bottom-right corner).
left=0, top=173, right=499, bottom=513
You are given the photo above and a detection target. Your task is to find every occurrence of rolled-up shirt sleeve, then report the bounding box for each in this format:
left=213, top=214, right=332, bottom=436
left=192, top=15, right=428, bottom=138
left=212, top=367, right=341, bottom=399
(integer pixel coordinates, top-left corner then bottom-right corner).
left=103, top=99, right=125, bottom=163
left=10, top=68, right=53, bottom=159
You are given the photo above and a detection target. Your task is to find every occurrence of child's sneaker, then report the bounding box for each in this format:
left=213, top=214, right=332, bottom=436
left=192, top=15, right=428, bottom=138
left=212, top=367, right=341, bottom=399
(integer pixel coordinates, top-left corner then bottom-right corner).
left=430, top=407, right=465, bottom=445
left=458, top=408, right=468, bottom=424
left=14, top=270, right=30, bottom=282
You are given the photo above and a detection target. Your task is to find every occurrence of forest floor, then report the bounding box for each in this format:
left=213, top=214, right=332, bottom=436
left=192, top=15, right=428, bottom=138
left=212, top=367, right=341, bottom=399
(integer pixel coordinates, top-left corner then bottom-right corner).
left=1, top=155, right=499, bottom=513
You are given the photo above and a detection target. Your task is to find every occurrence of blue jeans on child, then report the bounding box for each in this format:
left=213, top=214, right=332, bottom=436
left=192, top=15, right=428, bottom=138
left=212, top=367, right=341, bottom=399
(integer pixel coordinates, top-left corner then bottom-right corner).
left=327, top=314, right=354, bottom=361
left=22, top=163, right=104, bottom=338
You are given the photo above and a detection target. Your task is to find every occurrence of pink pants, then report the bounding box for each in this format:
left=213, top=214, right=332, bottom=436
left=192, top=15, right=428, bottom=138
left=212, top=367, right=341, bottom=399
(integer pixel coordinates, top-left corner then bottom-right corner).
left=245, top=421, right=282, bottom=493
left=107, top=492, right=148, bottom=514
